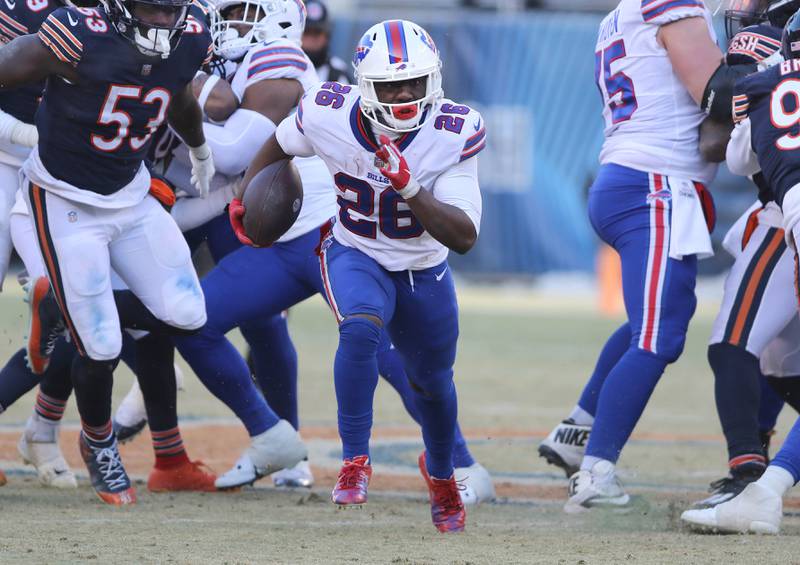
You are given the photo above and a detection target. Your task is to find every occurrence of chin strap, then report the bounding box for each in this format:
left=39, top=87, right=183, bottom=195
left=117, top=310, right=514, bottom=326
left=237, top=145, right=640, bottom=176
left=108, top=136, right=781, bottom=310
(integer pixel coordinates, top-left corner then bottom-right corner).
left=135, top=27, right=172, bottom=59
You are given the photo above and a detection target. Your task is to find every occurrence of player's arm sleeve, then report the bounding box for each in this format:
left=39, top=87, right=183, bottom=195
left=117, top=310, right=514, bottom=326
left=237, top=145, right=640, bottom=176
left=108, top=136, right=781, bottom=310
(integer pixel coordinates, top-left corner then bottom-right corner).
left=37, top=9, right=84, bottom=68
left=432, top=157, right=482, bottom=235
left=243, top=43, right=309, bottom=90
left=726, top=118, right=761, bottom=177
left=641, top=0, right=706, bottom=25
left=274, top=100, right=316, bottom=158
left=170, top=183, right=235, bottom=232
left=202, top=109, right=275, bottom=176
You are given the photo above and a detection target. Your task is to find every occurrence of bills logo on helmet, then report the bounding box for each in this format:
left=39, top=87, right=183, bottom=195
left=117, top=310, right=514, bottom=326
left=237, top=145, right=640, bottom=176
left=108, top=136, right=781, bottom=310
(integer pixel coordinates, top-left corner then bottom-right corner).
left=354, top=32, right=373, bottom=66
left=419, top=29, right=437, bottom=55
left=292, top=0, right=307, bottom=22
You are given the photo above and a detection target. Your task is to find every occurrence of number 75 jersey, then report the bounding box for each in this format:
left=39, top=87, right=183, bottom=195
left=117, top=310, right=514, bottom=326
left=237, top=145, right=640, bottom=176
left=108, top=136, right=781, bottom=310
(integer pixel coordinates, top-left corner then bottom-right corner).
left=277, top=81, right=485, bottom=272
left=594, top=0, right=717, bottom=185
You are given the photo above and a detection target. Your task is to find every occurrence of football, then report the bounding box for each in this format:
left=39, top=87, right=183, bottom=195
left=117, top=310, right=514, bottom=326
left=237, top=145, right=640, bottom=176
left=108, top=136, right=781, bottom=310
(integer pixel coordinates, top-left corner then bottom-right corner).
left=242, top=159, right=303, bottom=247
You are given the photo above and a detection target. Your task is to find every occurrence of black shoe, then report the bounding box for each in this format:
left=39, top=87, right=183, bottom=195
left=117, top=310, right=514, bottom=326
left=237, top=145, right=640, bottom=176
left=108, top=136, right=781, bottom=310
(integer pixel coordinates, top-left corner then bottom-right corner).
left=78, top=433, right=136, bottom=506
left=691, top=461, right=765, bottom=509
left=112, top=418, right=147, bottom=444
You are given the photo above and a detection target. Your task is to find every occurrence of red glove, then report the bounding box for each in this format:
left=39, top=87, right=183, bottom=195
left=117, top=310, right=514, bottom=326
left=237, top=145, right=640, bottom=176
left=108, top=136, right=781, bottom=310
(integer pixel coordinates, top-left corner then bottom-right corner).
left=228, top=197, right=256, bottom=246
left=376, top=135, right=420, bottom=199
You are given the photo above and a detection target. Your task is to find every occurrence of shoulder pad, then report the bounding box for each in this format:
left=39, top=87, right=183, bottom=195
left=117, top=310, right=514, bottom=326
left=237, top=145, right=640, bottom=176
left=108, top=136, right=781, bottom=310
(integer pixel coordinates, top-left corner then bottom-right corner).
left=431, top=102, right=486, bottom=163
left=295, top=81, right=357, bottom=133
left=38, top=7, right=92, bottom=68
left=640, top=0, right=707, bottom=25
left=243, top=38, right=309, bottom=83
left=727, top=24, right=783, bottom=66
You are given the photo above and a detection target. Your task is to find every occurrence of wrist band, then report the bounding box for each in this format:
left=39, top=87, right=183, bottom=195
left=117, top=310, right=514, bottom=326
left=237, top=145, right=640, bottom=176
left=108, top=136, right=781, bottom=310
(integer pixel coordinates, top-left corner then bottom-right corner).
left=197, top=74, right=221, bottom=114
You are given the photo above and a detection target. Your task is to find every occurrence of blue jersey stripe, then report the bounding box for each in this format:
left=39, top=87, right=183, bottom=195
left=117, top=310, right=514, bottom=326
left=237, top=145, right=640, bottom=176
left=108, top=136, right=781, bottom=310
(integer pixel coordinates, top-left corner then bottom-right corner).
left=251, top=47, right=306, bottom=62
left=247, top=59, right=308, bottom=78
left=642, top=0, right=704, bottom=21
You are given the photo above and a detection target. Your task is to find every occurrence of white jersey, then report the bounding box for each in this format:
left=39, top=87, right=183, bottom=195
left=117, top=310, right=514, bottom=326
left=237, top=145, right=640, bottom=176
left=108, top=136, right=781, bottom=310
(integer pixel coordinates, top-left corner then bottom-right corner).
left=230, top=38, right=335, bottom=243
left=276, top=83, right=484, bottom=271
left=163, top=38, right=336, bottom=241
left=596, top=0, right=717, bottom=184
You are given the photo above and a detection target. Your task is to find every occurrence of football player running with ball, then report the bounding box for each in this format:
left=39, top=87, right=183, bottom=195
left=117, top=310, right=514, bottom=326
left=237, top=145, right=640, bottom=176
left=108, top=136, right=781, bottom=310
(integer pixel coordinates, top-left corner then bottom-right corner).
left=235, top=20, right=484, bottom=533
left=0, top=0, right=214, bottom=505
left=682, top=11, right=800, bottom=535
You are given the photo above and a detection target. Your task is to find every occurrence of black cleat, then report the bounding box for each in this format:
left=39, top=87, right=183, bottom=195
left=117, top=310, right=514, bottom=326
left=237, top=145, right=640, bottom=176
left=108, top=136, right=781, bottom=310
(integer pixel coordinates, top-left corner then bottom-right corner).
left=112, top=419, right=147, bottom=444
left=78, top=433, right=136, bottom=506
left=691, top=461, right=766, bottom=509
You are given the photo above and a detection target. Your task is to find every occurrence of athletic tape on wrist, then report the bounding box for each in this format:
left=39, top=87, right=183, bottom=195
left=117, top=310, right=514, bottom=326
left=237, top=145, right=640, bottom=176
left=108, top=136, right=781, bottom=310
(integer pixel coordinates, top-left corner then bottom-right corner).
left=197, top=75, right=221, bottom=116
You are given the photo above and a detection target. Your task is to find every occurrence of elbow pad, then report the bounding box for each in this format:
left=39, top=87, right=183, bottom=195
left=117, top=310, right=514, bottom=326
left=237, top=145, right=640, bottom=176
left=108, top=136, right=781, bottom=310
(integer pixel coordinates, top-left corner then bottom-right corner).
left=702, top=63, right=756, bottom=122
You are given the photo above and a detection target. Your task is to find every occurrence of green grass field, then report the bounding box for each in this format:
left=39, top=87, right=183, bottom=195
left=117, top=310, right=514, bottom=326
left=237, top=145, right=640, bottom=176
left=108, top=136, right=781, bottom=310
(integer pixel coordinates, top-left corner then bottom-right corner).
left=0, top=281, right=799, bottom=564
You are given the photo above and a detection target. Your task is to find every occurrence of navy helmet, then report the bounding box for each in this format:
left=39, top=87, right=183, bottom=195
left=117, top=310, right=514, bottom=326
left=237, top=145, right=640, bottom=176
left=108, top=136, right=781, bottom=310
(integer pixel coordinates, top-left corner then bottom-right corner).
left=782, top=8, right=800, bottom=59
left=102, top=0, right=192, bottom=59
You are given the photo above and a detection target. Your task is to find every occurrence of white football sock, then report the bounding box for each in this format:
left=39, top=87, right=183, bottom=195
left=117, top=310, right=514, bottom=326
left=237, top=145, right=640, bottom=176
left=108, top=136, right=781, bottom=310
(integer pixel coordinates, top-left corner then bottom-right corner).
left=581, top=455, right=607, bottom=473
left=757, top=466, right=795, bottom=498
left=569, top=405, right=594, bottom=426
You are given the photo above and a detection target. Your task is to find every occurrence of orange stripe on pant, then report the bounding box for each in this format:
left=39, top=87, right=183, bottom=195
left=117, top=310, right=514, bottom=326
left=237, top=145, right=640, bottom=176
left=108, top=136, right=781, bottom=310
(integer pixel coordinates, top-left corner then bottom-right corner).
left=29, top=183, right=86, bottom=356
left=728, top=229, right=785, bottom=347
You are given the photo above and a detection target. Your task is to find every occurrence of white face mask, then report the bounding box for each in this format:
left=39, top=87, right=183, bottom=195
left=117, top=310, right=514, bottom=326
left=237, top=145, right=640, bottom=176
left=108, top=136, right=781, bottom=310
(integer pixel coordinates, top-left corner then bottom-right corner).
left=135, top=26, right=173, bottom=58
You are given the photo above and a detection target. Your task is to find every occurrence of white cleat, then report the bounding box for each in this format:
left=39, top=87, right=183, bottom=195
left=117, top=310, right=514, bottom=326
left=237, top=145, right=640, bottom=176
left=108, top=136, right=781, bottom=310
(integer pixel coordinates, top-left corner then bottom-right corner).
left=681, top=483, right=782, bottom=535
left=18, top=418, right=77, bottom=489
left=455, top=462, right=496, bottom=506
left=272, top=459, right=314, bottom=488
left=215, top=420, right=308, bottom=489
left=538, top=419, right=591, bottom=477
left=564, top=460, right=630, bottom=514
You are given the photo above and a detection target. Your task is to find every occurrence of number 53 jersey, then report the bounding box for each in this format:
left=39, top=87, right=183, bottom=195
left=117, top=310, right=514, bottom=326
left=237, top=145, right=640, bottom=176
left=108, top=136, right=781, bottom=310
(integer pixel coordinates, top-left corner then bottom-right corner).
left=595, top=0, right=717, bottom=185
left=276, top=82, right=485, bottom=272
left=28, top=6, right=211, bottom=206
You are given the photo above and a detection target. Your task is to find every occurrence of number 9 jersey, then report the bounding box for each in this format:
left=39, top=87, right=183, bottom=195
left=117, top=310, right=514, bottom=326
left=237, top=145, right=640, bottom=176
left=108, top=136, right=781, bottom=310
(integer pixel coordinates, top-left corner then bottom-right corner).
left=276, top=81, right=485, bottom=272
left=734, top=60, right=800, bottom=207
left=595, top=0, right=717, bottom=185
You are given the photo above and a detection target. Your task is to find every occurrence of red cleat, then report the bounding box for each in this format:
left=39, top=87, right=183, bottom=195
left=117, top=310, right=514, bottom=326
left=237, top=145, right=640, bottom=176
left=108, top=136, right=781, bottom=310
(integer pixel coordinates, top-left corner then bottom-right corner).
left=331, top=455, right=372, bottom=506
left=148, top=459, right=218, bottom=492
left=418, top=452, right=466, bottom=533
left=0, top=468, right=7, bottom=486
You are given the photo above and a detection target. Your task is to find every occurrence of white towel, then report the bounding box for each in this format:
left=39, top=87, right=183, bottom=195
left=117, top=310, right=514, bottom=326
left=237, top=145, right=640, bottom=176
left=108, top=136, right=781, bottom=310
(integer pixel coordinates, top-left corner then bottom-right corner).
left=668, top=177, right=714, bottom=261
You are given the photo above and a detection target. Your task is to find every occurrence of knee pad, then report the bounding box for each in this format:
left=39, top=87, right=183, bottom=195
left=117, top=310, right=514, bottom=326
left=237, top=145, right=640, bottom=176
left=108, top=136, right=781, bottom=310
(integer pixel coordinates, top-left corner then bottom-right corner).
left=408, top=369, right=455, bottom=401
left=651, top=332, right=687, bottom=363
left=164, top=274, right=207, bottom=330
left=636, top=325, right=687, bottom=363
left=339, top=316, right=382, bottom=360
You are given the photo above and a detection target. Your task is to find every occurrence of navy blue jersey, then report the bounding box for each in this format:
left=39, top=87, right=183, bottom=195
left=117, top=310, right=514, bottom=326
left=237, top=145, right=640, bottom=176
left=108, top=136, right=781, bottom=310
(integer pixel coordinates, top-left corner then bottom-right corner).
left=0, top=0, right=60, bottom=123
left=35, top=6, right=212, bottom=194
left=734, top=60, right=800, bottom=206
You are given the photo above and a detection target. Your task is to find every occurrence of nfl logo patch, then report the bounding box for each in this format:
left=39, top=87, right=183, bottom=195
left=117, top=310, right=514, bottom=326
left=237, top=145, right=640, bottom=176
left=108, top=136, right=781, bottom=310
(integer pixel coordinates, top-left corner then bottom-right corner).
left=141, top=64, right=152, bottom=76
left=67, top=211, right=77, bottom=223
left=373, top=156, right=386, bottom=169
